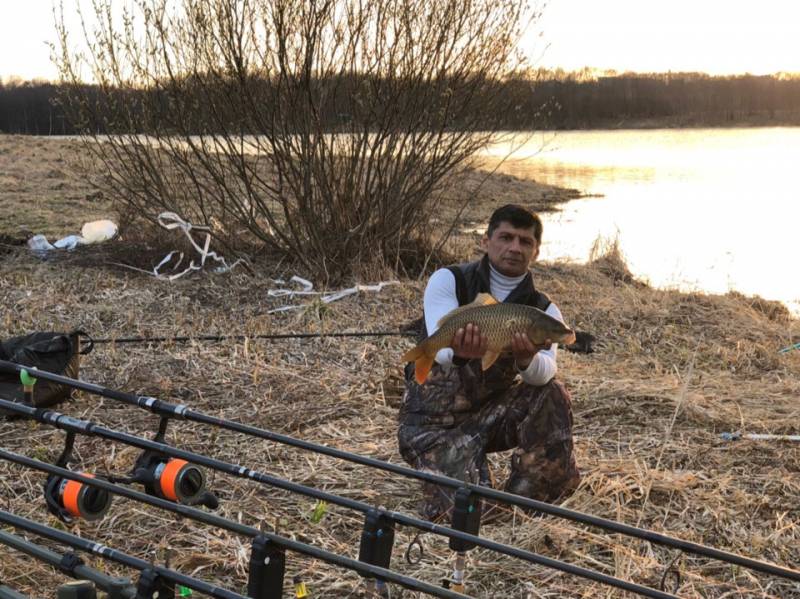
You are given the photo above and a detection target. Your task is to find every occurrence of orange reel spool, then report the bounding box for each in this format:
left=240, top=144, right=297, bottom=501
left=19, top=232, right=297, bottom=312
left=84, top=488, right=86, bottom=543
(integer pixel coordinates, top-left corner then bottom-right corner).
left=56, top=473, right=112, bottom=521
left=155, top=458, right=205, bottom=503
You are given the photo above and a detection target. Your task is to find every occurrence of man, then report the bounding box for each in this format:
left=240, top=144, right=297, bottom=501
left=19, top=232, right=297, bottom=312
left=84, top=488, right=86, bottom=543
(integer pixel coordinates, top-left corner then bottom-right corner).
left=398, top=204, right=580, bottom=520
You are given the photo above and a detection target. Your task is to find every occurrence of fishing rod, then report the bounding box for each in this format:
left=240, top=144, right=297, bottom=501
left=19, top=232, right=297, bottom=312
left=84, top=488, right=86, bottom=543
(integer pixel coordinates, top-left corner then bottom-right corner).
left=5, top=360, right=800, bottom=587
left=720, top=432, right=800, bottom=442
left=90, top=331, right=416, bottom=344
left=0, top=584, right=26, bottom=599
left=0, top=509, right=245, bottom=599
left=0, top=398, right=679, bottom=599
left=0, top=530, right=136, bottom=599
left=0, top=448, right=469, bottom=599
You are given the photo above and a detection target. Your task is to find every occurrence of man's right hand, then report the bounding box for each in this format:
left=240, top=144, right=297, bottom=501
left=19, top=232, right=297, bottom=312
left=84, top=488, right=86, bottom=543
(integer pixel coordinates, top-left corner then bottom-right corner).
left=451, top=323, right=488, bottom=360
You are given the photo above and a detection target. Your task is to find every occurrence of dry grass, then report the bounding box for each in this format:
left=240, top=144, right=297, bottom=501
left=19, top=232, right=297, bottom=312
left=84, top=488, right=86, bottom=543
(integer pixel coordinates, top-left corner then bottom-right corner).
left=0, top=135, right=798, bottom=598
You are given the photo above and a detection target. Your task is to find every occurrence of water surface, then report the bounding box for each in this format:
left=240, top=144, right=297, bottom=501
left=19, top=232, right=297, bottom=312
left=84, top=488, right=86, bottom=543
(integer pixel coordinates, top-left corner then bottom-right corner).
left=481, top=128, right=800, bottom=315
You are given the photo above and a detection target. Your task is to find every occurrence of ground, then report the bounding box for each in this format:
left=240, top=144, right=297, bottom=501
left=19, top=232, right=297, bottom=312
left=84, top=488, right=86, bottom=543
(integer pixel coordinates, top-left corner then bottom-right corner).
left=0, top=135, right=798, bottom=598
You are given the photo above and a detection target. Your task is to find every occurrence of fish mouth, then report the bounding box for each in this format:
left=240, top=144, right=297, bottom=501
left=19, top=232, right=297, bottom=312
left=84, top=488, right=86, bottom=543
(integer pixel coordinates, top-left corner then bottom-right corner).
left=564, top=330, right=576, bottom=345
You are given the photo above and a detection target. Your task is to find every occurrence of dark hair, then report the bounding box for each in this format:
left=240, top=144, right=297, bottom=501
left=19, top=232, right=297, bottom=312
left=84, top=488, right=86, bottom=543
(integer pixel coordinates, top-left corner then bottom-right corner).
left=486, top=204, right=543, bottom=243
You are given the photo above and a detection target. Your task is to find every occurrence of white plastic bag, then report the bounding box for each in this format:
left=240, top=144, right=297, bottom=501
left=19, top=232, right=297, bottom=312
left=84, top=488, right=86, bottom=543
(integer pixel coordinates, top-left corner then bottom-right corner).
left=27, top=235, right=55, bottom=252
left=81, top=220, right=118, bottom=244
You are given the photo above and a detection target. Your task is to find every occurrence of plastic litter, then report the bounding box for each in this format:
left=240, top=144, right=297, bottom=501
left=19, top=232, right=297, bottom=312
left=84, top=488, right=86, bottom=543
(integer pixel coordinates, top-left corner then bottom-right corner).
left=27, top=220, right=118, bottom=255
left=266, top=279, right=400, bottom=314
left=81, top=220, right=118, bottom=244
left=120, top=212, right=247, bottom=280
left=27, top=235, right=56, bottom=253
left=53, top=235, right=83, bottom=250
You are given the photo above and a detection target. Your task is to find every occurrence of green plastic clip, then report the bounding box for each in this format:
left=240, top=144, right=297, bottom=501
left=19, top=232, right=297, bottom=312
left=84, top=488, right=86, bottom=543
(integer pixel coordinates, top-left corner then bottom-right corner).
left=178, top=585, right=192, bottom=597
left=20, top=369, right=37, bottom=387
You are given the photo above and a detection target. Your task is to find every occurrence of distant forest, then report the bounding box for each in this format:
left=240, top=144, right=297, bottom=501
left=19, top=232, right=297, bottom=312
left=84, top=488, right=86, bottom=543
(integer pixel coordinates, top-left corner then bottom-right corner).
left=2, top=72, right=800, bottom=135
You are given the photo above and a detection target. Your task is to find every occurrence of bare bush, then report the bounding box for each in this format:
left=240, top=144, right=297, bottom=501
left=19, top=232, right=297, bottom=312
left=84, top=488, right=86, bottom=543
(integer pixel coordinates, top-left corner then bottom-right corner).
left=54, top=0, right=537, bottom=281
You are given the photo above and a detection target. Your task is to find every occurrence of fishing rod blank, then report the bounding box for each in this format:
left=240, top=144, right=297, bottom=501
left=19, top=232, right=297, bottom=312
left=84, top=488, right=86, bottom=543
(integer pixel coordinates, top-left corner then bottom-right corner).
left=0, top=509, right=245, bottom=599
left=0, top=530, right=135, bottom=599
left=0, top=448, right=468, bottom=599
left=0, top=399, right=679, bottom=599
left=5, top=361, right=799, bottom=586
left=0, top=585, right=27, bottom=599
left=91, top=331, right=416, bottom=344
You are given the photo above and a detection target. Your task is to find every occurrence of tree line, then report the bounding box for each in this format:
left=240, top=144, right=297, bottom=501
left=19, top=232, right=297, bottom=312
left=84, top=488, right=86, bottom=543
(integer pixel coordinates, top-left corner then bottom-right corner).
left=2, top=72, right=799, bottom=135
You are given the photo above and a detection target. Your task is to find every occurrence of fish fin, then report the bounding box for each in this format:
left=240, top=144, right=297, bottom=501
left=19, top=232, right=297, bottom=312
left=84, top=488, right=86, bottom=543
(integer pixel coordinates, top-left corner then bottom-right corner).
left=414, top=355, right=435, bottom=385
left=473, top=292, right=499, bottom=306
left=402, top=345, right=425, bottom=363
left=436, top=293, right=499, bottom=328
left=402, top=344, right=436, bottom=384
left=481, top=350, right=500, bottom=371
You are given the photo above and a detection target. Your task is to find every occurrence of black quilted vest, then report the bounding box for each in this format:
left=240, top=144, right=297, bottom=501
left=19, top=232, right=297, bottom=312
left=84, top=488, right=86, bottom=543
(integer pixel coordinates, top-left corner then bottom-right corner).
left=422, top=254, right=551, bottom=336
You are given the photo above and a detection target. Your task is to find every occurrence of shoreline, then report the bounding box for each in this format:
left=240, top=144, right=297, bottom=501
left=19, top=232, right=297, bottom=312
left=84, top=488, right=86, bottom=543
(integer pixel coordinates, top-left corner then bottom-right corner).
left=1, top=133, right=796, bottom=319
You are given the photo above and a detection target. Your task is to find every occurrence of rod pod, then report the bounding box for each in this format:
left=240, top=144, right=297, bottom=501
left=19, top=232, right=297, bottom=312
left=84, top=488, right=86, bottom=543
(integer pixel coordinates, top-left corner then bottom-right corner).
left=358, top=509, right=396, bottom=597
left=358, top=510, right=396, bottom=571
left=56, top=581, right=96, bottom=599
left=136, top=569, right=175, bottom=599
left=444, top=488, right=482, bottom=593
left=247, top=536, right=286, bottom=599
left=449, top=488, right=482, bottom=552
left=43, top=432, right=112, bottom=522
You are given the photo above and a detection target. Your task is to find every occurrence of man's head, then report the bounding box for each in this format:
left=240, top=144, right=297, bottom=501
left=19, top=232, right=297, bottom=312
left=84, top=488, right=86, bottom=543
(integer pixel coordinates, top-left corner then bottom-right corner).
left=481, top=204, right=543, bottom=277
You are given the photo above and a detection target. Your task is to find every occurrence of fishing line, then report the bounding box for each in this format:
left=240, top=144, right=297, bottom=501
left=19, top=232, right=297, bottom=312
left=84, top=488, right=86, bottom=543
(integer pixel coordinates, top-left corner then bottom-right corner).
left=0, top=398, right=679, bottom=599
left=4, top=360, right=799, bottom=586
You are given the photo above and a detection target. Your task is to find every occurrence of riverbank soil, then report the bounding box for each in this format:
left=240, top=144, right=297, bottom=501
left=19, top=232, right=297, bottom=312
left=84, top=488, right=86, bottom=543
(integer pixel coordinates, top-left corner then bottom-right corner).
left=1, top=135, right=798, bottom=597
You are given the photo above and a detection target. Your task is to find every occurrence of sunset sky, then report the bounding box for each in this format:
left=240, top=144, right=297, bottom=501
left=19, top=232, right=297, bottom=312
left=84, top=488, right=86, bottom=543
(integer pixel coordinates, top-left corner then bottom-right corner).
left=1, top=0, right=798, bottom=82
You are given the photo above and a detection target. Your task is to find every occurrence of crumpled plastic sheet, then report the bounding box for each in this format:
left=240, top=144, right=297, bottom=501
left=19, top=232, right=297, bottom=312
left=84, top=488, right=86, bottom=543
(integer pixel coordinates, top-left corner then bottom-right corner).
left=147, top=212, right=246, bottom=280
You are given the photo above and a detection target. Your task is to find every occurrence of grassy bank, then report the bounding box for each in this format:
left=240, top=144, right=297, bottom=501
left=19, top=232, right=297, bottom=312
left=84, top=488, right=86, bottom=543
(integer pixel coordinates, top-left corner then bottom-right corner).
left=0, top=135, right=798, bottom=597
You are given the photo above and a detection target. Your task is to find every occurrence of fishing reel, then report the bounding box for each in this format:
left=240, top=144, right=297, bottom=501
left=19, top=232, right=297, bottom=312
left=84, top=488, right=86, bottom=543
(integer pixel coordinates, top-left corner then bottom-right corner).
left=130, top=451, right=218, bottom=508
left=126, top=417, right=218, bottom=509
left=44, top=432, right=113, bottom=522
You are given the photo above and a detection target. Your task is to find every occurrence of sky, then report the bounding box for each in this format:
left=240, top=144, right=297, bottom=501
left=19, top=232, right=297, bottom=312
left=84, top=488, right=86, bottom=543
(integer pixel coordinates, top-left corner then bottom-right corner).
left=530, top=0, right=800, bottom=76
left=1, top=0, right=799, bottom=82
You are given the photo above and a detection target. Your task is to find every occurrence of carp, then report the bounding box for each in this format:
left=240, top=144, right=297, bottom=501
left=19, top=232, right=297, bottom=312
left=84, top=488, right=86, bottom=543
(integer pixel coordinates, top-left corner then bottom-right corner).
left=403, top=294, right=576, bottom=384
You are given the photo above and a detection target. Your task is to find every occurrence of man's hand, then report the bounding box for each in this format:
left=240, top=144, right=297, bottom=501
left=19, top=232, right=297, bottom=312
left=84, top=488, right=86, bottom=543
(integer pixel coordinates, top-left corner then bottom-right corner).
left=511, top=333, right=552, bottom=370
left=451, top=323, right=488, bottom=360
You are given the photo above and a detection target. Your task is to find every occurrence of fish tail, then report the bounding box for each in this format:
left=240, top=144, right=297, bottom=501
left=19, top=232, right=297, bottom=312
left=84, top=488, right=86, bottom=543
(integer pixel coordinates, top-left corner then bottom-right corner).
left=402, top=344, right=436, bottom=385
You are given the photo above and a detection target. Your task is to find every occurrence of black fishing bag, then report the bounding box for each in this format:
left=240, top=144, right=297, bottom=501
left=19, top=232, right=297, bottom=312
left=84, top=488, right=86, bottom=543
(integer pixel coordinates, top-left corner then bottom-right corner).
left=0, top=331, right=92, bottom=416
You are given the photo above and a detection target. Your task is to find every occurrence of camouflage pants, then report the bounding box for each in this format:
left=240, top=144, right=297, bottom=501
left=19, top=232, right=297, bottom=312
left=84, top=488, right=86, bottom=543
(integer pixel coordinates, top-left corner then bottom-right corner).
left=398, top=360, right=579, bottom=520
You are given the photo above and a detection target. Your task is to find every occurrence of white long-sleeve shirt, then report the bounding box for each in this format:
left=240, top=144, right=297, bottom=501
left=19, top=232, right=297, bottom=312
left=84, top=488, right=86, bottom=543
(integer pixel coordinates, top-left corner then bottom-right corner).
left=423, top=264, right=564, bottom=386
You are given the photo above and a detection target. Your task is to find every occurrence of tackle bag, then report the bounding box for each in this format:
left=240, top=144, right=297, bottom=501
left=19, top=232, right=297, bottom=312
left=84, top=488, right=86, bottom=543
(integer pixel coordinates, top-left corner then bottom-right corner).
left=0, top=330, right=93, bottom=416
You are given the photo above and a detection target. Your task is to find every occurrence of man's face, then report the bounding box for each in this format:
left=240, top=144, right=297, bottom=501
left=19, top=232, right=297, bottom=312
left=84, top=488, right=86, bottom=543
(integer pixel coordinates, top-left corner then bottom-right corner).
left=481, top=221, right=539, bottom=277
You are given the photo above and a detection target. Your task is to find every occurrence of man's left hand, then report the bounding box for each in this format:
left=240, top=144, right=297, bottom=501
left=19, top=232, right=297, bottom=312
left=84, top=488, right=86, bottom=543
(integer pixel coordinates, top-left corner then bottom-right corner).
left=511, top=333, right=552, bottom=370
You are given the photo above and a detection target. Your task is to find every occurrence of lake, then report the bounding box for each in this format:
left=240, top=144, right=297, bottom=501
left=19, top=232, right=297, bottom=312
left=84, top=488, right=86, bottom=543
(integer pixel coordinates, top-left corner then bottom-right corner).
left=480, top=127, right=800, bottom=315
